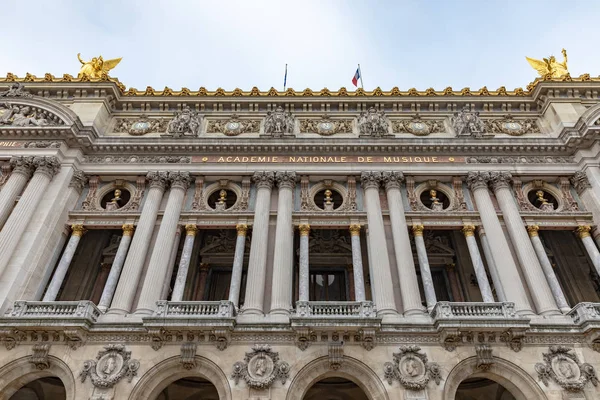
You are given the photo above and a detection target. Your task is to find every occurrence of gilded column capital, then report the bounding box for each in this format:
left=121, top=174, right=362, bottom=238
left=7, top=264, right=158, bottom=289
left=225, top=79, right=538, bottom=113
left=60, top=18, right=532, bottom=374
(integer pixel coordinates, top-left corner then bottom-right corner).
left=349, top=224, right=361, bottom=236
left=252, top=171, right=275, bottom=190
left=169, top=171, right=192, bottom=191
left=299, top=224, right=311, bottom=236
left=275, top=171, right=298, bottom=190
left=577, top=225, right=592, bottom=239
left=33, top=156, right=60, bottom=178
left=360, top=171, right=382, bottom=190
left=146, top=171, right=169, bottom=190
left=68, top=169, right=88, bottom=193
left=122, top=224, right=135, bottom=236
left=489, top=171, right=513, bottom=192
left=236, top=223, right=248, bottom=236
left=184, top=224, right=198, bottom=236
left=527, top=225, right=539, bottom=237
left=462, top=224, right=476, bottom=237
left=570, top=171, right=592, bottom=195
left=381, top=171, right=404, bottom=190
left=71, top=224, right=86, bottom=237
left=412, top=224, right=425, bottom=236
left=9, top=156, right=35, bottom=178
left=466, top=171, right=490, bottom=191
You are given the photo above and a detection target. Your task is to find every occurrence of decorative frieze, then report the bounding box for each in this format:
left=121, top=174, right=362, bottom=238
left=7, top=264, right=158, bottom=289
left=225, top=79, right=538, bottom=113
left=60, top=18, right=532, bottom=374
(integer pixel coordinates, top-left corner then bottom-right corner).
left=24, top=140, right=61, bottom=148
left=0, top=103, right=63, bottom=126
left=114, top=114, right=168, bottom=135
left=0, top=82, right=33, bottom=98
left=535, top=346, right=598, bottom=392
left=452, top=106, right=485, bottom=137
left=83, top=155, right=191, bottom=164
left=231, top=345, right=290, bottom=389
left=80, top=344, right=140, bottom=388
left=383, top=345, right=442, bottom=390
left=392, top=114, right=444, bottom=136
left=165, top=105, right=201, bottom=137
left=484, top=114, right=540, bottom=136
left=263, top=106, right=295, bottom=137
left=299, top=115, right=352, bottom=135
left=358, top=107, right=390, bottom=137
left=467, top=156, right=576, bottom=164
left=207, top=114, right=260, bottom=135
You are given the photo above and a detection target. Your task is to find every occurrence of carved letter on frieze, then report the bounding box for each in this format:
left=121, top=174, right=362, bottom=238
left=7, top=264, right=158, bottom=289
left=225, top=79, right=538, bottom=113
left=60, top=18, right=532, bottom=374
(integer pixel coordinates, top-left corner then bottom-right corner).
left=535, top=346, right=598, bottom=392
left=79, top=344, right=140, bottom=388
left=231, top=345, right=290, bottom=389
left=383, top=345, right=442, bottom=390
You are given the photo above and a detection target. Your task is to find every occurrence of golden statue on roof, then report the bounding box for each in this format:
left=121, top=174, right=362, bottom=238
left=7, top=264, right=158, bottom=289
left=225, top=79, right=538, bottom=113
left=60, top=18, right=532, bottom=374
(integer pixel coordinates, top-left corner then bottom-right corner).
left=77, top=53, right=122, bottom=79
left=526, top=49, right=568, bottom=79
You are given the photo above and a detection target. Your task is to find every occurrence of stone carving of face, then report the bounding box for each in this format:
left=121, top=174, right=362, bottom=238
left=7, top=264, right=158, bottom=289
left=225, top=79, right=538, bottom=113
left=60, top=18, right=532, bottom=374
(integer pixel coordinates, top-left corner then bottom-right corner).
left=558, top=360, right=576, bottom=379
left=403, top=358, right=420, bottom=377
left=102, top=356, right=117, bottom=377
left=255, top=357, right=267, bottom=376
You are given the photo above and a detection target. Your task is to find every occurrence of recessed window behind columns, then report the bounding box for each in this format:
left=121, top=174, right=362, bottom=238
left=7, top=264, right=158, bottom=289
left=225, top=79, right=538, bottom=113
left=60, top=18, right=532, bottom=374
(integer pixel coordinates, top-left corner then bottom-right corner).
left=455, top=377, right=516, bottom=400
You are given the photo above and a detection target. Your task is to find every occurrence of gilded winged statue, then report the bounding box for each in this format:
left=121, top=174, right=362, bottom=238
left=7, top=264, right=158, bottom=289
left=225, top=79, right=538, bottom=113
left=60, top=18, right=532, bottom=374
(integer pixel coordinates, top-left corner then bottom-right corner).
left=526, top=49, right=568, bottom=79
left=77, top=53, right=122, bottom=78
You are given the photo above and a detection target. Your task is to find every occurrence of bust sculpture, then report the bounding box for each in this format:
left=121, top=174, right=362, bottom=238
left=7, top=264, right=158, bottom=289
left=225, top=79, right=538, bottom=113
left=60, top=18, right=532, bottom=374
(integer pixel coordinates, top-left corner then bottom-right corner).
left=535, top=190, right=554, bottom=212
left=215, top=189, right=227, bottom=211
left=105, top=189, right=122, bottom=211
left=323, top=189, right=334, bottom=211
left=429, top=189, right=444, bottom=211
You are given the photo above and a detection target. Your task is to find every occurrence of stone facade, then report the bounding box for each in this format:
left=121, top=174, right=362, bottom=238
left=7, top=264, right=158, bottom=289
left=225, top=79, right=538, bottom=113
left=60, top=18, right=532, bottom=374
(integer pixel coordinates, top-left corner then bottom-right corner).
left=1, top=74, right=600, bottom=399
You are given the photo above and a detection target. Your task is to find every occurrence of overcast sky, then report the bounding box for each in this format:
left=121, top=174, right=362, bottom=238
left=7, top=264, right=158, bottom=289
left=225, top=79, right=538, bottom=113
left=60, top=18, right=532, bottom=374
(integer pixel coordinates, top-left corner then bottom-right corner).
left=2, top=0, right=599, bottom=92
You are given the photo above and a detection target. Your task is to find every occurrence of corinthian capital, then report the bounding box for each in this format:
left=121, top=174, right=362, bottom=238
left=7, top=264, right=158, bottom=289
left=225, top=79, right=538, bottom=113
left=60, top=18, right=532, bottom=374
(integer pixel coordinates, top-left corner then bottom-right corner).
left=489, top=171, right=513, bottom=191
left=466, top=171, right=490, bottom=191
left=168, top=171, right=192, bottom=190
left=146, top=171, right=169, bottom=190
left=33, top=156, right=60, bottom=178
left=360, top=171, right=383, bottom=190
left=275, top=171, right=298, bottom=189
left=570, top=171, right=592, bottom=195
left=381, top=171, right=404, bottom=190
left=68, top=169, right=88, bottom=193
left=9, top=156, right=35, bottom=178
left=252, top=171, right=275, bottom=190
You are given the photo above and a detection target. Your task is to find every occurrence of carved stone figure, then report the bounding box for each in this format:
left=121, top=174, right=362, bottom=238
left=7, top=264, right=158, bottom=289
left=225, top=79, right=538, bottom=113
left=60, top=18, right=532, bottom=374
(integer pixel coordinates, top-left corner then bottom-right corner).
left=0, top=104, right=59, bottom=127
left=392, top=114, right=445, bottom=136
left=263, top=106, right=295, bottom=136
left=383, top=345, right=442, bottom=390
left=452, top=106, right=485, bottom=137
left=166, top=105, right=201, bottom=137
left=231, top=344, right=290, bottom=389
left=114, top=115, right=168, bottom=135
left=207, top=114, right=260, bottom=136
left=535, top=190, right=555, bottom=212
left=79, top=344, right=140, bottom=388
left=429, top=189, right=444, bottom=211
left=105, top=189, right=123, bottom=211
left=77, top=53, right=122, bottom=79
left=535, top=346, right=598, bottom=392
left=0, top=82, right=33, bottom=98
left=358, top=107, right=390, bottom=137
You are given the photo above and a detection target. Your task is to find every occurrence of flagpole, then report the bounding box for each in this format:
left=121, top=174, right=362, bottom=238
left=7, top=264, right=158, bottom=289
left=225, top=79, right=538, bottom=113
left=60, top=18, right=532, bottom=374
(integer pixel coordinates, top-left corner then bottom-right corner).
left=283, top=63, right=288, bottom=91
left=358, top=64, right=364, bottom=89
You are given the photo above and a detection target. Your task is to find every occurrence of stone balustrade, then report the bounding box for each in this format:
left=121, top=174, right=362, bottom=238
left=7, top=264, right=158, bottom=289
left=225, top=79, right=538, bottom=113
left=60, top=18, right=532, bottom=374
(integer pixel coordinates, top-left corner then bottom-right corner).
left=295, top=301, right=376, bottom=318
left=153, top=300, right=236, bottom=318
left=4, top=300, right=100, bottom=325
left=569, top=302, right=600, bottom=326
left=431, top=301, right=530, bottom=332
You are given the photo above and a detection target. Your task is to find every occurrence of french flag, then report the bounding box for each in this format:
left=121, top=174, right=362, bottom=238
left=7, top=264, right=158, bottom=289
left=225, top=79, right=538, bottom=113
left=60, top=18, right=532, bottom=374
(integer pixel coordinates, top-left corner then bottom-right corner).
left=352, top=67, right=361, bottom=87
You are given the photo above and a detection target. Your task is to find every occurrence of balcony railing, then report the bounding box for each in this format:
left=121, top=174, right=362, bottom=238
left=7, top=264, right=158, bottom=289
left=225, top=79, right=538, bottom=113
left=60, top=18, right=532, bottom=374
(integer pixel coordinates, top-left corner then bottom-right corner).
left=431, top=301, right=518, bottom=320
left=5, top=300, right=100, bottom=324
left=153, top=300, right=236, bottom=318
left=295, top=301, right=376, bottom=318
left=569, top=302, right=600, bottom=325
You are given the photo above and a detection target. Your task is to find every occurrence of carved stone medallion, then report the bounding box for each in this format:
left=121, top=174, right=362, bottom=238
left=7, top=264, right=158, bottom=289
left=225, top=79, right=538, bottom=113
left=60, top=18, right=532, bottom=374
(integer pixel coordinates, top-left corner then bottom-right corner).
left=231, top=344, right=290, bottom=389
left=483, top=114, right=540, bottom=136
left=79, top=344, right=140, bottom=388
left=392, top=114, right=444, bottom=136
left=383, top=345, right=442, bottom=391
left=299, top=115, right=352, bottom=135
left=207, top=114, right=260, bottom=136
left=535, top=346, right=598, bottom=392
left=114, top=114, right=168, bottom=135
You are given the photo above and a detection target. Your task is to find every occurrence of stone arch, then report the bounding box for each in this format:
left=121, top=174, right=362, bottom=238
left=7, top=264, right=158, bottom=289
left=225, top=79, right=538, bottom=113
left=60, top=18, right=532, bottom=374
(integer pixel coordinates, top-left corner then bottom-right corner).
left=128, top=355, right=231, bottom=400
left=577, top=102, right=600, bottom=127
left=286, top=356, right=389, bottom=400
left=0, top=355, right=76, bottom=400
left=0, top=96, right=82, bottom=127
left=443, top=356, right=547, bottom=400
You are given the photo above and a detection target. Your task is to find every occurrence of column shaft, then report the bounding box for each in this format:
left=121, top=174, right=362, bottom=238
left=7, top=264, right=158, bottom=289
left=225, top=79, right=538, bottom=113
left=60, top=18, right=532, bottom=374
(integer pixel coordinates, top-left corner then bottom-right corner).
left=97, top=225, right=134, bottom=311
left=162, top=227, right=183, bottom=300
left=462, top=225, right=494, bottom=302
left=527, top=225, right=570, bottom=313
left=228, top=224, right=248, bottom=307
left=578, top=226, right=600, bottom=276
left=298, top=224, right=310, bottom=302
left=349, top=224, right=366, bottom=302
left=136, top=172, right=191, bottom=314
left=477, top=228, right=506, bottom=302
left=0, top=157, right=33, bottom=229
left=42, top=225, right=86, bottom=301
left=171, top=225, right=198, bottom=302
left=413, top=225, right=437, bottom=310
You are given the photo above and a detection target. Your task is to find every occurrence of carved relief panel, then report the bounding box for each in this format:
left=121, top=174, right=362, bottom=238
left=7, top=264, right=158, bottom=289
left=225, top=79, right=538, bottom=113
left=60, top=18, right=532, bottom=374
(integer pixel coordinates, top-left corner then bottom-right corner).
left=406, top=176, right=467, bottom=212
left=191, top=176, right=250, bottom=212
left=80, top=176, right=145, bottom=212
left=298, top=176, right=357, bottom=212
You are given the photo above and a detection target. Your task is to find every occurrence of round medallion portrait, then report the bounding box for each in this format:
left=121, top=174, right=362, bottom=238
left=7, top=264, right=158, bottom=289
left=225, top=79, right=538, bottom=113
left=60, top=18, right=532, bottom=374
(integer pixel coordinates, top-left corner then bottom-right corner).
left=400, top=357, right=425, bottom=380
left=551, top=357, right=580, bottom=381
left=97, top=353, right=124, bottom=379
left=247, top=355, right=274, bottom=380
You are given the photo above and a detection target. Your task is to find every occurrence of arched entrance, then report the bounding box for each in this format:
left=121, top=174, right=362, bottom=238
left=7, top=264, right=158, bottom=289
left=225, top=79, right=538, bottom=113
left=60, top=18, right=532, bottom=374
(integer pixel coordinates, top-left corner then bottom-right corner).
left=155, top=376, right=218, bottom=400
left=455, top=377, right=516, bottom=400
left=304, top=377, right=369, bottom=400
left=9, top=377, right=66, bottom=400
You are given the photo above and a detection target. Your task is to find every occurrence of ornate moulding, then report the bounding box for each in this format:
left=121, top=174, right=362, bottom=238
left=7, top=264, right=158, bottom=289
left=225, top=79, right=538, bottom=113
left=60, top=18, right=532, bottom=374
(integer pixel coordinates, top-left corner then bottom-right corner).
left=392, top=114, right=445, bottom=136
left=79, top=344, right=140, bottom=388
left=262, top=106, right=295, bottom=137
left=80, top=176, right=143, bottom=212
left=113, top=114, right=168, bottom=135
left=299, top=115, right=353, bottom=135
left=406, top=177, right=467, bottom=212
left=300, top=177, right=356, bottom=212
left=358, top=107, right=390, bottom=137
left=191, top=177, right=250, bottom=212
left=231, top=344, right=290, bottom=389
left=535, top=346, right=598, bottom=392
left=383, top=345, right=442, bottom=390
left=483, top=114, right=540, bottom=136
left=206, top=114, right=260, bottom=136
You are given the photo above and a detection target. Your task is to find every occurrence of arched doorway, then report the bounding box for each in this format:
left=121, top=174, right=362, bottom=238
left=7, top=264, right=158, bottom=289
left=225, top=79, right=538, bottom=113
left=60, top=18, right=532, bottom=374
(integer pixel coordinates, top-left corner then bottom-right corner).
left=9, top=377, right=66, bottom=400
left=155, top=376, right=219, bottom=400
left=455, top=377, right=516, bottom=400
left=304, top=377, right=369, bottom=400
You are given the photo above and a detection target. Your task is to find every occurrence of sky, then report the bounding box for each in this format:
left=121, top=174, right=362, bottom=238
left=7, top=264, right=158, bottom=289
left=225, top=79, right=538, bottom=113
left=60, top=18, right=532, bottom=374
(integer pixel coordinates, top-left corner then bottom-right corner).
left=1, top=0, right=599, bottom=92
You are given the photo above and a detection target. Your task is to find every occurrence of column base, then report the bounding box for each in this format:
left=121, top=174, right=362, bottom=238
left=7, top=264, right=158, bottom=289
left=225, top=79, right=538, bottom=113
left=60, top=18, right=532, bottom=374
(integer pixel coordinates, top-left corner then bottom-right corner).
left=560, top=306, right=572, bottom=314
left=240, top=307, right=264, bottom=316
left=104, top=307, right=129, bottom=316
left=538, top=307, right=562, bottom=317
left=133, top=307, right=155, bottom=316
left=403, top=307, right=427, bottom=317
left=269, top=308, right=291, bottom=316
left=376, top=308, right=399, bottom=317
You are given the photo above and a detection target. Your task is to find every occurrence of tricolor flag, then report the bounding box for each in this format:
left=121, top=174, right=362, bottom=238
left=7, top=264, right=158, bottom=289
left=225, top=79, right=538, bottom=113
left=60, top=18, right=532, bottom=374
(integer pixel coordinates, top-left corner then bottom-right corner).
left=351, top=67, right=361, bottom=87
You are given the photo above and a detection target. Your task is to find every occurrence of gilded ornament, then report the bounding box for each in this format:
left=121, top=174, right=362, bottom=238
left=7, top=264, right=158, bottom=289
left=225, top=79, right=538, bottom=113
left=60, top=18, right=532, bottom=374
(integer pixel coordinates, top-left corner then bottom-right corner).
left=412, top=224, right=424, bottom=237
left=77, top=53, right=122, bottom=79
left=576, top=225, right=592, bottom=239
left=185, top=224, right=198, bottom=236
left=349, top=224, right=361, bottom=236
left=122, top=224, right=135, bottom=236
left=236, top=224, right=248, bottom=236
left=298, top=224, right=310, bottom=236
left=526, top=49, right=569, bottom=79
left=71, top=224, right=86, bottom=237
left=462, top=225, right=476, bottom=237
left=527, top=225, right=539, bottom=237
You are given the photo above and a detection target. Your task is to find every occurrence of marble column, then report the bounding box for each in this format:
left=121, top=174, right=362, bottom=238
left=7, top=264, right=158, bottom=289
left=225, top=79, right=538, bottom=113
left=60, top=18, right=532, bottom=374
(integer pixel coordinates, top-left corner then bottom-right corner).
left=527, top=225, right=570, bottom=313
left=162, top=226, right=183, bottom=300
left=97, top=224, right=135, bottom=312
left=171, top=224, right=198, bottom=302
left=108, top=171, right=168, bottom=314
left=0, top=156, right=34, bottom=229
left=0, top=156, right=61, bottom=274
left=42, top=224, right=86, bottom=301
left=242, top=172, right=274, bottom=315
left=360, top=172, right=397, bottom=315
left=298, top=224, right=310, bottom=302
left=349, top=224, right=366, bottom=302
left=571, top=172, right=600, bottom=248
left=477, top=227, right=506, bottom=302
left=577, top=225, right=600, bottom=276
left=466, top=172, right=532, bottom=315
left=489, top=171, right=560, bottom=316
left=270, top=172, right=297, bottom=315
left=412, top=225, right=437, bottom=311
left=382, top=171, right=425, bottom=315
left=136, top=172, right=192, bottom=314
left=462, top=224, right=494, bottom=302
left=229, top=224, right=248, bottom=307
